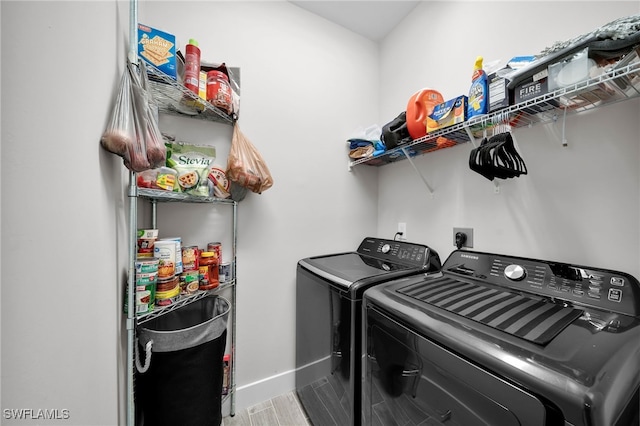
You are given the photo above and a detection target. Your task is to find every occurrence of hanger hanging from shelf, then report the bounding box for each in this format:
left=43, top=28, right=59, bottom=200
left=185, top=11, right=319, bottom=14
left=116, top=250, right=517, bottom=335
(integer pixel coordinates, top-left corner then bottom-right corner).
left=468, top=111, right=528, bottom=182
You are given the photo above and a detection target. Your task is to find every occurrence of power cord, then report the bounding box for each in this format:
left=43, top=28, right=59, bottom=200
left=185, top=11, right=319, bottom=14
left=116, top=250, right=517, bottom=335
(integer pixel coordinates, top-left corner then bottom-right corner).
left=394, top=232, right=404, bottom=241
left=455, top=232, right=467, bottom=249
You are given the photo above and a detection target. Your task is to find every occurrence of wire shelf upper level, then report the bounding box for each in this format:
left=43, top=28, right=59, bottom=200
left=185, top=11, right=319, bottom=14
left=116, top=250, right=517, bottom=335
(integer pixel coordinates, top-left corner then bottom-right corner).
left=351, top=60, right=640, bottom=167
left=144, top=59, right=236, bottom=125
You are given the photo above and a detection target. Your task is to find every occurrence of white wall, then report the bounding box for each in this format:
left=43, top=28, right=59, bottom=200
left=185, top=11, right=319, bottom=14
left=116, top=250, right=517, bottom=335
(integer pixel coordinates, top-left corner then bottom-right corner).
left=1, top=1, right=128, bottom=425
left=2, top=1, right=379, bottom=424
left=2, top=1, right=639, bottom=425
left=377, top=1, right=640, bottom=278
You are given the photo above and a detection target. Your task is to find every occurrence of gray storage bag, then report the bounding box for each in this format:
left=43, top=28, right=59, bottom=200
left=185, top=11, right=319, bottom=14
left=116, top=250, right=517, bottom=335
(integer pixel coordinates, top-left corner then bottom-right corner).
left=135, top=295, right=230, bottom=426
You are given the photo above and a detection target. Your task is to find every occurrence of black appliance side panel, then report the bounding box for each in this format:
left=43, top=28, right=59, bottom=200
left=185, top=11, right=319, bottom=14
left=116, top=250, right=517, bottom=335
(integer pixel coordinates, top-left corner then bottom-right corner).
left=295, top=265, right=354, bottom=425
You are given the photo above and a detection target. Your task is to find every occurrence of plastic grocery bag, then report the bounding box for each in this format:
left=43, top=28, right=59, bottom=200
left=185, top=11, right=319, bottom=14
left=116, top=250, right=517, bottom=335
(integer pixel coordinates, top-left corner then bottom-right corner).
left=125, top=60, right=152, bottom=172
left=226, top=124, right=273, bottom=194
left=137, top=60, right=166, bottom=169
left=100, top=59, right=166, bottom=172
left=100, top=61, right=136, bottom=158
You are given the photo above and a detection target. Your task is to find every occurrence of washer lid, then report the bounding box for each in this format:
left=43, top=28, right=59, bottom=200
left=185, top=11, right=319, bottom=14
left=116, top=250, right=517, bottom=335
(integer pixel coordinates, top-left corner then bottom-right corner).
left=299, top=252, right=415, bottom=290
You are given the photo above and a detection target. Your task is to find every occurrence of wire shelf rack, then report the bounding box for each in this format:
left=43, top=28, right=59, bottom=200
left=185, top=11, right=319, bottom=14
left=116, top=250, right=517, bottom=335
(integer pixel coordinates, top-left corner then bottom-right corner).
left=135, top=280, right=235, bottom=325
left=350, top=60, right=640, bottom=167
left=143, top=59, right=236, bottom=125
left=137, top=188, right=237, bottom=205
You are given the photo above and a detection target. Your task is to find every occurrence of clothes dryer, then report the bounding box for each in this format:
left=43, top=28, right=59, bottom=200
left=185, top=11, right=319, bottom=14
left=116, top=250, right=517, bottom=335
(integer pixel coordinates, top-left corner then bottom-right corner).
left=295, top=237, right=441, bottom=426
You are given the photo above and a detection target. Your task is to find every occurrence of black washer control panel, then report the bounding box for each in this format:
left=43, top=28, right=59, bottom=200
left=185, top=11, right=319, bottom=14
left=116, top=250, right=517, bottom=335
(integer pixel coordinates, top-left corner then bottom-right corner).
left=444, top=250, right=640, bottom=317
left=357, top=237, right=441, bottom=271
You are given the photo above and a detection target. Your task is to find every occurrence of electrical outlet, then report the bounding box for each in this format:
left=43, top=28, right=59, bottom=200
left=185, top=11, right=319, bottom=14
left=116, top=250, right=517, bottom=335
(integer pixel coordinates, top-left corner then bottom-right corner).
left=398, top=222, right=407, bottom=240
left=453, top=227, right=473, bottom=248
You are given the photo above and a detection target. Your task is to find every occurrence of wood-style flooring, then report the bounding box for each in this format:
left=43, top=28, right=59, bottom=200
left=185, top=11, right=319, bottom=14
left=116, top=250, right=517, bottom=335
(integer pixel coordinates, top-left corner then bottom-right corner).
left=223, top=391, right=312, bottom=426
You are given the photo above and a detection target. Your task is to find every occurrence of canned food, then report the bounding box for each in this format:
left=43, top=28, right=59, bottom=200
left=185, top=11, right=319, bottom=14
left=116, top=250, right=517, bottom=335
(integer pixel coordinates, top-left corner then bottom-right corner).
left=180, top=270, right=200, bottom=295
left=207, top=242, right=222, bottom=264
left=136, top=271, right=158, bottom=286
left=206, top=70, right=232, bottom=113
left=135, top=257, right=159, bottom=274
left=154, top=240, right=177, bottom=279
left=137, top=229, right=158, bottom=258
left=156, top=275, right=179, bottom=293
left=219, top=262, right=231, bottom=283
left=181, top=246, right=199, bottom=271
left=124, top=281, right=156, bottom=316
left=155, top=283, right=181, bottom=307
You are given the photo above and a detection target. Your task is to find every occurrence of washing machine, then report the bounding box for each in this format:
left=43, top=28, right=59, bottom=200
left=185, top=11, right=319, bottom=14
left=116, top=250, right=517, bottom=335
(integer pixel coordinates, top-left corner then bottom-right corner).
left=295, top=237, right=441, bottom=426
left=363, top=249, right=640, bottom=426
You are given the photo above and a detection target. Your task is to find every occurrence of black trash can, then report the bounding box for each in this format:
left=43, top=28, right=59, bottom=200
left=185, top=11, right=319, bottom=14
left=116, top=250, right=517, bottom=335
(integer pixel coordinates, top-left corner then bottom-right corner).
left=135, top=295, right=230, bottom=426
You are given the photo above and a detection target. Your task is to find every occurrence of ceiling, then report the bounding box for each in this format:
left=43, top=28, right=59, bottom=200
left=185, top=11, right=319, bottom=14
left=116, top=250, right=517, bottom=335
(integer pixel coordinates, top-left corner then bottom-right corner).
left=288, top=1, right=421, bottom=41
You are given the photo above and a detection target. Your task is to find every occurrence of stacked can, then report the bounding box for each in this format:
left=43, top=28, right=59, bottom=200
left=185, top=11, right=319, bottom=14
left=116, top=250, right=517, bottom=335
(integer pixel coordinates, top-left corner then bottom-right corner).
left=125, top=257, right=159, bottom=315
left=137, top=229, right=158, bottom=258
left=206, top=242, right=227, bottom=285
left=180, top=245, right=200, bottom=295
left=154, top=239, right=180, bottom=306
left=219, top=261, right=231, bottom=283
left=207, top=242, right=222, bottom=263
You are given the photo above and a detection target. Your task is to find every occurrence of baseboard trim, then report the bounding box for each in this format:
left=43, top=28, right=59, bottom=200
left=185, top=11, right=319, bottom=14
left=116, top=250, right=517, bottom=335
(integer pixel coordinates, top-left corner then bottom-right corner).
left=222, top=368, right=297, bottom=415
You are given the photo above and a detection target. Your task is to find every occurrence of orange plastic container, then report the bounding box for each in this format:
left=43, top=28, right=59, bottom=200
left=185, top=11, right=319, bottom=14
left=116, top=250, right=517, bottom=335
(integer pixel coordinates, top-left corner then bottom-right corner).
left=406, top=88, right=444, bottom=140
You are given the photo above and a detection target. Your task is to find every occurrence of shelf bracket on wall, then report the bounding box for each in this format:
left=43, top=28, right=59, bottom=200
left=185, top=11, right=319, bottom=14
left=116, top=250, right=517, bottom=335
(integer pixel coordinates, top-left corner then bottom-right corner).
left=401, top=146, right=434, bottom=196
left=464, top=125, right=500, bottom=194
left=561, top=106, right=568, bottom=147
left=551, top=107, right=569, bottom=147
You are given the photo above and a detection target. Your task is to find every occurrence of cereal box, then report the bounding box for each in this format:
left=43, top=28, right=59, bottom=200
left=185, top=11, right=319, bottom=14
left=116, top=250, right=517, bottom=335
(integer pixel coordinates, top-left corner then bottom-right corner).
left=138, top=23, right=177, bottom=80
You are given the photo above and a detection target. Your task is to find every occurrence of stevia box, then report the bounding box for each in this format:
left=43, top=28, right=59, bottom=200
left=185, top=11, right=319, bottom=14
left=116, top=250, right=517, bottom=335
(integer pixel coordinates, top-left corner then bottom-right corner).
left=138, top=23, right=177, bottom=80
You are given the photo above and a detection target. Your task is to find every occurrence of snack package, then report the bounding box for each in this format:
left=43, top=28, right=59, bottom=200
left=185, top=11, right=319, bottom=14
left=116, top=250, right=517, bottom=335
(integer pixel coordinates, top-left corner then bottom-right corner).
left=208, top=164, right=231, bottom=199
left=165, top=142, right=216, bottom=197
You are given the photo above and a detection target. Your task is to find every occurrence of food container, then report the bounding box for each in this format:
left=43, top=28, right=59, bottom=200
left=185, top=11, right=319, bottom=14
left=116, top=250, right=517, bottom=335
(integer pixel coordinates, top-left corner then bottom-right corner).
left=164, top=237, right=183, bottom=274
left=135, top=257, right=159, bottom=274
left=155, top=282, right=181, bottom=307
left=182, top=246, right=199, bottom=271
left=199, top=251, right=219, bottom=290
left=207, top=242, right=222, bottom=264
left=124, top=281, right=156, bottom=316
left=206, top=70, right=233, bottom=113
left=219, top=262, right=231, bottom=283
left=157, top=275, right=179, bottom=293
left=180, top=270, right=200, bottom=295
left=136, top=271, right=158, bottom=286
left=155, top=167, right=178, bottom=191
left=137, top=229, right=159, bottom=258
left=154, top=239, right=177, bottom=279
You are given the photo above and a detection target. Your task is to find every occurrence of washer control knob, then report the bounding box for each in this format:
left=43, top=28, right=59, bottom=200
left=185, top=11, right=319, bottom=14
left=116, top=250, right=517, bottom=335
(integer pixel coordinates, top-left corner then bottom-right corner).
left=381, top=244, right=391, bottom=254
left=505, top=264, right=526, bottom=281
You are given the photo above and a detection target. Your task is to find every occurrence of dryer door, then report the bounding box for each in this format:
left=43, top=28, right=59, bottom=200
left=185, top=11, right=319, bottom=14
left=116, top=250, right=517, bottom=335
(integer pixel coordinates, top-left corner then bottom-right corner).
left=364, top=306, right=547, bottom=426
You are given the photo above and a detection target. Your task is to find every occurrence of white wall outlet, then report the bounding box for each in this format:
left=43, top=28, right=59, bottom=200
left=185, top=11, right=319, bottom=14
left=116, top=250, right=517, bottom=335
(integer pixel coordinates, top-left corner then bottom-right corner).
left=398, top=222, right=407, bottom=240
